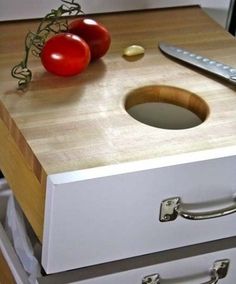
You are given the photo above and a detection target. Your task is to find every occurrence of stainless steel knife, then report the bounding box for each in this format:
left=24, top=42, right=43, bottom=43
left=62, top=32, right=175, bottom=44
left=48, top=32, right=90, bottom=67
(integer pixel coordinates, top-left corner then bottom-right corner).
left=159, top=42, right=236, bottom=86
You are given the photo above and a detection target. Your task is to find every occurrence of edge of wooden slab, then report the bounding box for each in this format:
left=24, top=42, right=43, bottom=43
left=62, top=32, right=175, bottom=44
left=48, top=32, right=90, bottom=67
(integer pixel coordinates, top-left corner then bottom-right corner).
left=0, top=119, right=44, bottom=241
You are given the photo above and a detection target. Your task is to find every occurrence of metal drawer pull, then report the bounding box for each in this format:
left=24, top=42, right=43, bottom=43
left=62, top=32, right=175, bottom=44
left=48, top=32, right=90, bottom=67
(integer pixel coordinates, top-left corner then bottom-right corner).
left=142, top=259, right=229, bottom=284
left=159, top=197, right=236, bottom=222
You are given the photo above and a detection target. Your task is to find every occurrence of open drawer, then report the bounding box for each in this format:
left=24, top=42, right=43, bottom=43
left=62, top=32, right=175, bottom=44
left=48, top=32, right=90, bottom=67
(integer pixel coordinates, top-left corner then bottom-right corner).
left=1, top=114, right=236, bottom=274
left=42, top=155, right=236, bottom=273
left=1, top=179, right=236, bottom=284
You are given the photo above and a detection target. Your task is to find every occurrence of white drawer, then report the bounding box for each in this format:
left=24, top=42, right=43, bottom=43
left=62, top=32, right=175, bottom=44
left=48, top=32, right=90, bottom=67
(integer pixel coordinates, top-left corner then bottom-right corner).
left=42, top=155, right=236, bottom=273
left=1, top=184, right=236, bottom=284
left=39, top=239, right=236, bottom=284
left=2, top=219, right=236, bottom=284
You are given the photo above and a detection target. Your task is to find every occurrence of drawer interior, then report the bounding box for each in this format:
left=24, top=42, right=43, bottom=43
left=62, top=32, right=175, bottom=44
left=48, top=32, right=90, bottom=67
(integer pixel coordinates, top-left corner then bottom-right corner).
left=0, top=179, right=43, bottom=284
left=0, top=180, right=30, bottom=283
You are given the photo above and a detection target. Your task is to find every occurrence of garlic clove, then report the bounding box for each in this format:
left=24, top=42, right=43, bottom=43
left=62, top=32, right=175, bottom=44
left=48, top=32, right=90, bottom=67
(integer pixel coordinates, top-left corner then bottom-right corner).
left=123, top=45, right=145, bottom=57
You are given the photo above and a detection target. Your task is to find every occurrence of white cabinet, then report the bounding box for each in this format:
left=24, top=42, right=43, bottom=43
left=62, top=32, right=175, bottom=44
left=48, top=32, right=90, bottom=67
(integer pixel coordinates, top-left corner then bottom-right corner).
left=1, top=3, right=236, bottom=283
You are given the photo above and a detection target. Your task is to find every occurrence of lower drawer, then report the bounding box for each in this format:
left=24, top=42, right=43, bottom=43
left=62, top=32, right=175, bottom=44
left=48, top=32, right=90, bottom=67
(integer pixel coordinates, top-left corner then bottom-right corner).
left=39, top=241, right=236, bottom=284
left=2, top=220, right=236, bottom=284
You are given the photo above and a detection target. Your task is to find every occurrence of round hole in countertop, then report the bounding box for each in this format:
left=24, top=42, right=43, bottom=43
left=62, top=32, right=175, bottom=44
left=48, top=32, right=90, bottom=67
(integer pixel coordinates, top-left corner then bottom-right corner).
left=125, top=85, right=209, bottom=130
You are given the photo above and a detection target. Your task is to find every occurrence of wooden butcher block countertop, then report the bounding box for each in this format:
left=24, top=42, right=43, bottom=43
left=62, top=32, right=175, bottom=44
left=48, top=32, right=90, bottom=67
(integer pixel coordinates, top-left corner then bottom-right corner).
left=1, top=6, right=236, bottom=240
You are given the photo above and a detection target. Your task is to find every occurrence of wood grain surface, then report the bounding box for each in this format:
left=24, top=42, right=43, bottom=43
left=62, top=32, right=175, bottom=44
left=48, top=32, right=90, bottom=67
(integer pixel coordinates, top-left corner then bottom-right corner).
left=0, top=120, right=44, bottom=240
left=0, top=250, right=16, bottom=284
left=0, top=6, right=236, bottom=238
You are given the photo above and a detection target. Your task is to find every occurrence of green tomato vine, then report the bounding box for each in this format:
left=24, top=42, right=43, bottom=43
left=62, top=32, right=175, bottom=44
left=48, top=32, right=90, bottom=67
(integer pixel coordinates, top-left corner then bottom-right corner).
left=11, top=0, right=83, bottom=90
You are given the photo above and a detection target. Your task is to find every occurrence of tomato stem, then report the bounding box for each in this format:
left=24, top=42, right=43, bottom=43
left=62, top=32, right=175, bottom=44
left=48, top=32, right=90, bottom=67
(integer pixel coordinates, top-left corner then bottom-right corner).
left=11, top=0, right=83, bottom=90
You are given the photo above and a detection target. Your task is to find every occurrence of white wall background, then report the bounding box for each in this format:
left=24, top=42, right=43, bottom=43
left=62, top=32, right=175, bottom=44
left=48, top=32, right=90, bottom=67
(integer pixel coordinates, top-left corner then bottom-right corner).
left=0, top=0, right=231, bottom=27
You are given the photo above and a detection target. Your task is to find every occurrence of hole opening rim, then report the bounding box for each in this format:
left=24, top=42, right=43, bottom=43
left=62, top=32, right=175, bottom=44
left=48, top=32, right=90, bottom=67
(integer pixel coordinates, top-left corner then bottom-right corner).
left=124, top=85, right=210, bottom=130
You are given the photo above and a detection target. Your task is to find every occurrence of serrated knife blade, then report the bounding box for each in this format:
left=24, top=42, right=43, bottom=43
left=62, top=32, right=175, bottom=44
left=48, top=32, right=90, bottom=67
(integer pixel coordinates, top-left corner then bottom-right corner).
left=159, top=42, right=236, bottom=86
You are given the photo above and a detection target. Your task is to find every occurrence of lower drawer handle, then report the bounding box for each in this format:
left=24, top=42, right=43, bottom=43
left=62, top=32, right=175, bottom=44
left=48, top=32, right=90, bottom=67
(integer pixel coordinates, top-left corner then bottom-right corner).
left=159, top=197, right=236, bottom=222
left=142, top=259, right=229, bottom=284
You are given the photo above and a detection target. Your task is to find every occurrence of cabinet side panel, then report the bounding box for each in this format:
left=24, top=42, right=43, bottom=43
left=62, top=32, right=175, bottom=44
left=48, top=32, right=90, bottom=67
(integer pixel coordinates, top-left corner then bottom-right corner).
left=0, top=250, right=16, bottom=284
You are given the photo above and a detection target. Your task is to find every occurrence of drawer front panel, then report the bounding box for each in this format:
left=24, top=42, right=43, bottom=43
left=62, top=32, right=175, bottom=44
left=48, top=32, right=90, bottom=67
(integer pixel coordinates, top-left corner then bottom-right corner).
left=67, top=247, right=236, bottom=284
left=39, top=243, right=236, bottom=284
left=43, top=155, right=236, bottom=273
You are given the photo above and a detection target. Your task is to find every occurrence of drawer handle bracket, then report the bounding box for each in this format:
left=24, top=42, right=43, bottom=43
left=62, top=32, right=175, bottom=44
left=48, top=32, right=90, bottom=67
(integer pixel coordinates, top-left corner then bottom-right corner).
left=159, top=197, right=236, bottom=222
left=142, top=259, right=230, bottom=284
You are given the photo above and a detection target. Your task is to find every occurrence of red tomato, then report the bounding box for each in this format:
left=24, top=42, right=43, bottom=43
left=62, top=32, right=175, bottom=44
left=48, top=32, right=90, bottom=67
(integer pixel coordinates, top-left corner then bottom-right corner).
left=41, top=33, right=90, bottom=76
left=68, top=18, right=111, bottom=61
